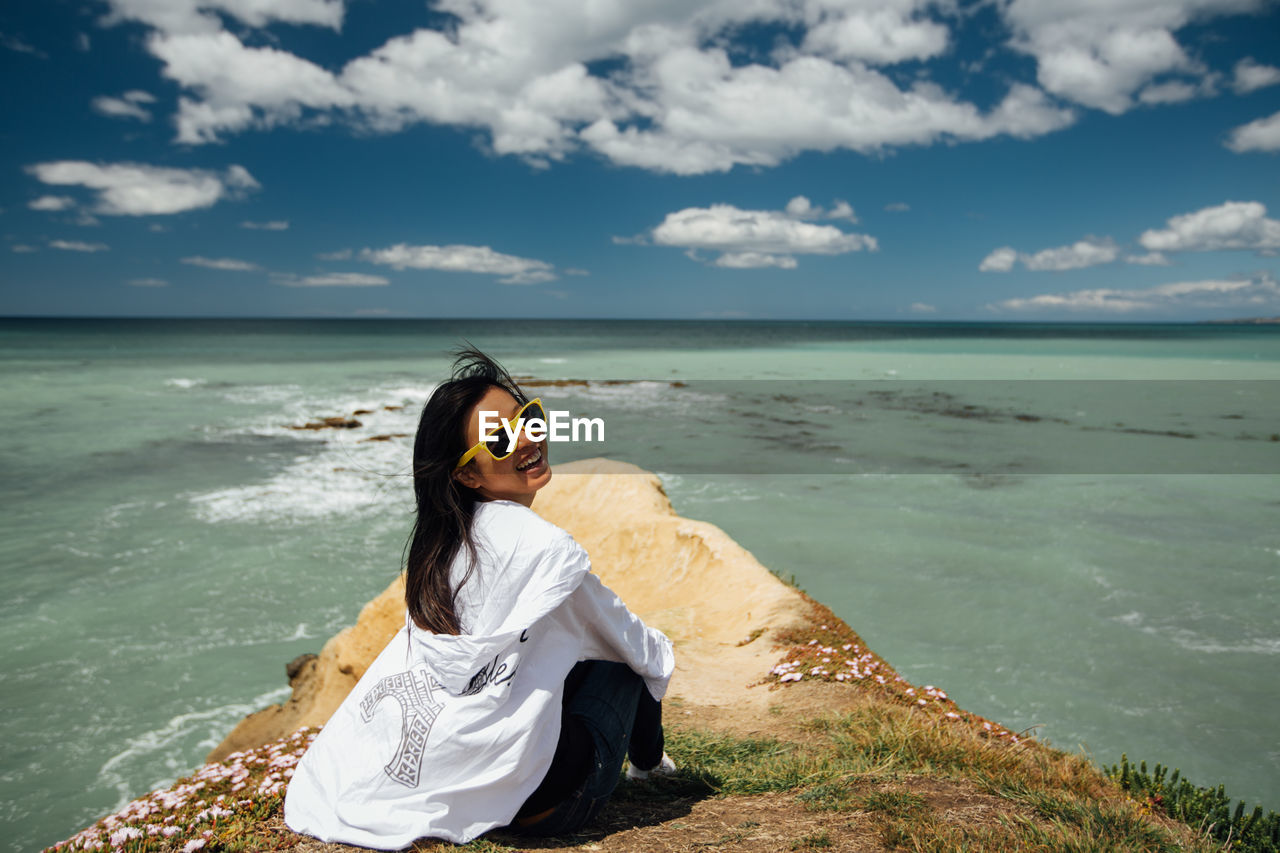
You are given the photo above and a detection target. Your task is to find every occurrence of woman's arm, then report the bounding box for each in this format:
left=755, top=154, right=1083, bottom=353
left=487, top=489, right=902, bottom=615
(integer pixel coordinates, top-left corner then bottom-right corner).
left=563, top=565, right=675, bottom=701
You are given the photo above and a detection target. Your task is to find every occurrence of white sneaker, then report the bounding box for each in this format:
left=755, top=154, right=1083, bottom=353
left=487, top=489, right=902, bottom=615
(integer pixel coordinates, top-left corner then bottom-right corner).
left=626, top=752, right=676, bottom=781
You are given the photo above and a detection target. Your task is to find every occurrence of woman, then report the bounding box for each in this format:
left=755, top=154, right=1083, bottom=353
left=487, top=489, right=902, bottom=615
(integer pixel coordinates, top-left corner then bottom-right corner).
left=284, top=348, right=676, bottom=849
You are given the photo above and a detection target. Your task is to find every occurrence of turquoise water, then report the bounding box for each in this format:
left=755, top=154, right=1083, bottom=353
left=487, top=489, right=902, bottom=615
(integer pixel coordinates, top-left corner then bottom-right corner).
left=1, top=319, right=1278, bottom=851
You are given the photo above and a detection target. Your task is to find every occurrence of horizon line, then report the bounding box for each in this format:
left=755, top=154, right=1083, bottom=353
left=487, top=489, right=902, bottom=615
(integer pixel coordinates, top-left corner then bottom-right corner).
left=2, top=315, right=1277, bottom=325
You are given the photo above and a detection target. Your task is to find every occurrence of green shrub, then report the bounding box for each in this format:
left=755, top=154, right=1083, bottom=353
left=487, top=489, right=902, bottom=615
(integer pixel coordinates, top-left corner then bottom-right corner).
left=1105, top=755, right=1279, bottom=852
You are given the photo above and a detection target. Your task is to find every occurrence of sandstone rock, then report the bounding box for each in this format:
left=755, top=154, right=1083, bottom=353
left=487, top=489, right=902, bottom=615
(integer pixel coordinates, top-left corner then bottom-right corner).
left=285, top=653, right=317, bottom=684
left=207, top=458, right=810, bottom=761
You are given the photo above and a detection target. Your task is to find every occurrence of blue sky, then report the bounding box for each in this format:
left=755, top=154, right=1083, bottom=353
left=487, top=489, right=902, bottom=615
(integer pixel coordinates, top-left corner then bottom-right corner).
left=2, top=0, right=1279, bottom=321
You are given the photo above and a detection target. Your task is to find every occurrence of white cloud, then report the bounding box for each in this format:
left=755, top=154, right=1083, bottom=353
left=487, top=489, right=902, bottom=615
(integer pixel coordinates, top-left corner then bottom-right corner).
left=26, top=161, right=258, bottom=215
left=1, top=33, right=47, bottom=58
left=1233, top=57, right=1280, bottom=94
left=361, top=243, right=557, bottom=284
left=95, top=0, right=1274, bottom=173
left=97, top=0, right=1085, bottom=174
left=1137, top=79, right=1198, bottom=105
left=181, top=255, right=260, bottom=271
left=276, top=272, right=389, bottom=287
left=1139, top=201, right=1280, bottom=252
left=1226, top=110, right=1280, bottom=153
left=1023, top=238, right=1120, bottom=271
left=128, top=278, right=169, bottom=287
left=909, top=302, right=937, bottom=313
left=651, top=201, right=876, bottom=269
left=92, top=90, right=156, bottom=122
left=241, top=220, right=289, bottom=230
left=11, top=244, right=38, bottom=253
left=714, top=252, right=799, bottom=269
left=828, top=201, right=857, bottom=222
left=988, top=272, right=1280, bottom=314
left=978, top=246, right=1018, bottom=272
left=797, top=2, right=950, bottom=66
left=786, top=196, right=816, bottom=218
left=784, top=195, right=858, bottom=223
left=339, top=28, right=611, bottom=162
left=999, top=0, right=1262, bottom=114
left=581, top=60, right=1074, bottom=174
left=980, top=238, right=1119, bottom=272
left=29, top=195, right=77, bottom=212
left=1125, top=251, right=1171, bottom=266
left=49, top=240, right=109, bottom=252
left=100, top=0, right=343, bottom=35
left=150, top=30, right=356, bottom=143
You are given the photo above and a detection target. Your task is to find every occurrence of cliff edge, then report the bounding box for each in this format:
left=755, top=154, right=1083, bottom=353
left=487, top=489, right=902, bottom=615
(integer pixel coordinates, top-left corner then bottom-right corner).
left=209, top=457, right=819, bottom=761
left=55, top=458, right=1228, bottom=852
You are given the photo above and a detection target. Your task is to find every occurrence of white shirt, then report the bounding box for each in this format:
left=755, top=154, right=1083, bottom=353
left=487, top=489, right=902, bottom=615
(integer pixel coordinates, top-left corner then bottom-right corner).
left=283, top=499, right=675, bottom=849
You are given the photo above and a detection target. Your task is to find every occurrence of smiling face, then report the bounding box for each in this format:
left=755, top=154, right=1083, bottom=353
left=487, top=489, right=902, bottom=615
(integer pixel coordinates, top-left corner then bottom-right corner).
left=452, top=385, right=551, bottom=507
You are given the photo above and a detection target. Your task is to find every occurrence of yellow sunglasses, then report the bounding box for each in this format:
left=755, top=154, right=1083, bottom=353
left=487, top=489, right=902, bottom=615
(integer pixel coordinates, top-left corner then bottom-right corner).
left=455, top=398, right=546, bottom=469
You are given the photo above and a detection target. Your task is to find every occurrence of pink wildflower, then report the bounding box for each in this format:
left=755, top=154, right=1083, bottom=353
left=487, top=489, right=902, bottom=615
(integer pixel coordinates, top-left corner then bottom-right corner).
left=109, top=827, right=142, bottom=845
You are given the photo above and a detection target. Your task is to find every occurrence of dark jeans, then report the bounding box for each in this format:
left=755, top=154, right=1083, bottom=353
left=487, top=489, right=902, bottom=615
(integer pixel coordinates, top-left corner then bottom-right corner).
left=512, top=659, right=664, bottom=836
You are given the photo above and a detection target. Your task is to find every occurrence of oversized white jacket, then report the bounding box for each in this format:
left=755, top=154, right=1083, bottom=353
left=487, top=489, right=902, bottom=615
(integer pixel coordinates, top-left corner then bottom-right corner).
left=283, top=499, right=675, bottom=849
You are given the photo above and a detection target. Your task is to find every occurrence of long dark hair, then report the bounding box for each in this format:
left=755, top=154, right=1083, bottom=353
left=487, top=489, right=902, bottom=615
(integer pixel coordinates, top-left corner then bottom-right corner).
left=404, top=346, right=530, bottom=634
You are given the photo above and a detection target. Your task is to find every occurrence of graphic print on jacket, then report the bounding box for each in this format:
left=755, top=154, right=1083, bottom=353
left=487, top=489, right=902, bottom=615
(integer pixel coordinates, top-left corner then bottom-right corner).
left=461, top=630, right=528, bottom=696
left=359, top=667, right=444, bottom=788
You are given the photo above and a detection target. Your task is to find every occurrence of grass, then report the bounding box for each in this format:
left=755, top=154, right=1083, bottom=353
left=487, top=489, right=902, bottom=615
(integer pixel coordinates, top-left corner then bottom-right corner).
left=52, top=700, right=1230, bottom=853
left=673, top=699, right=1218, bottom=851
left=791, top=829, right=833, bottom=849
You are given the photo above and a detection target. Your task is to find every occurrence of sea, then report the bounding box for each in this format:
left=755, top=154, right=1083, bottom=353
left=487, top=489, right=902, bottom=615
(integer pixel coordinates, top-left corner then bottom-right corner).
left=1, top=318, right=1277, bottom=852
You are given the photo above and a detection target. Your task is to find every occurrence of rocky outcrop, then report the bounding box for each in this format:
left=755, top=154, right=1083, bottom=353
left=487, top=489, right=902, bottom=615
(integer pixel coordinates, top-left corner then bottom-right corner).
left=287, top=416, right=362, bottom=430
left=208, top=458, right=814, bottom=761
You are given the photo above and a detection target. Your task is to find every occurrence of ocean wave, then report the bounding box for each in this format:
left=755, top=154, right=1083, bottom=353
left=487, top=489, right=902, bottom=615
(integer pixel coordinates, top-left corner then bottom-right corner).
left=1113, top=611, right=1279, bottom=655
left=96, top=684, right=291, bottom=813
left=164, top=378, right=206, bottom=389
left=1164, top=634, right=1280, bottom=655
left=657, top=474, right=763, bottom=504
left=555, top=380, right=728, bottom=412
left=186, top=383, right=434, bottom=523
left=188, top=445, right=411, bottom=524
left=283, top=622, right=316, bottom=642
